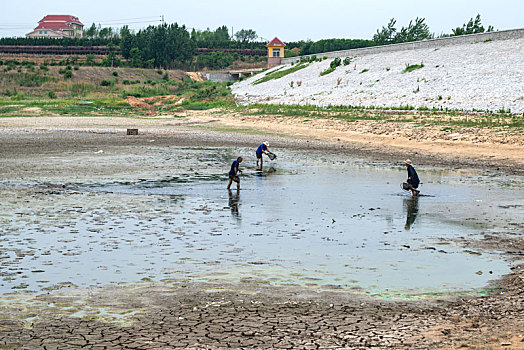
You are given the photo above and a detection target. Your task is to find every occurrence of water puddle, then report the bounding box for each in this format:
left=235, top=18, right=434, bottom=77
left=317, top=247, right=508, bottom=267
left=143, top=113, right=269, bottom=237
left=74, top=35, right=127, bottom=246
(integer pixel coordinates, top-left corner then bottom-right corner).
left=1, top=147, right=523, bottom=298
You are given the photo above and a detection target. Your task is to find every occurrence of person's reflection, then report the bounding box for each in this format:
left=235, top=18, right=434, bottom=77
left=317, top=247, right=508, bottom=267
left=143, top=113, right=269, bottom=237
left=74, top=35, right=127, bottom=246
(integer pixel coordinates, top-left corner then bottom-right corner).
left=228, top=189, right=240, bottom=219
left=404, top=196, right=419, bottom=230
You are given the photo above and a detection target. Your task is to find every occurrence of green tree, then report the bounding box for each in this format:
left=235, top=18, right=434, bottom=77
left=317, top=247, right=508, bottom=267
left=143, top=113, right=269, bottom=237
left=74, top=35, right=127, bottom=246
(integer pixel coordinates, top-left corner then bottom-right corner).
left=84, top=23, right=97, bottom=39
left=120, top=25, right=133, bottom=58
left=373, top=17, right=432, bottom=45
left=234, top=29, right=257, bottom=44
left=196, top=51, right=234, bottom=69
left=452, top=14, right=494, bottom=36
left=129, top=47, right=143, bottom=67
left=395, top=17, right=432, bottom=43
left=373, top=18, right=397, bottom=45
left=102, top=43, right=120, bottom=67
left=214, top=25, right=230, bottom=41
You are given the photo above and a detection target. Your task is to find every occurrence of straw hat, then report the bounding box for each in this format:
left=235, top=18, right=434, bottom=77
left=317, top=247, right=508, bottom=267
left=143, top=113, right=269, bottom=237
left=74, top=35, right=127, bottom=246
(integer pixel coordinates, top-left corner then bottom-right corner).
left=263, top=141, right=269, bottom=146
left=405, top=159, right=412, bottom=165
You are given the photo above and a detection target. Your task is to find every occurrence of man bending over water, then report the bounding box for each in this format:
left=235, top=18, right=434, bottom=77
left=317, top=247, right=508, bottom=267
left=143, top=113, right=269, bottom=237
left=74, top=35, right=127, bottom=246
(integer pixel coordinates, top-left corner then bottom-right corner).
left=405, top=159, right=420, bottom=196
left=227, top=157, right=243, bottom=190
left=256, top=142, right=273, bottom=170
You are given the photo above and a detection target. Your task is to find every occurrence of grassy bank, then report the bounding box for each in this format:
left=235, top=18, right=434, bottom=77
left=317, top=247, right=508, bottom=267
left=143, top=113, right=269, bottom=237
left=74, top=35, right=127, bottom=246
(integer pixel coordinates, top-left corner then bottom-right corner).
left=1, top=66, right=522, bottom=133
left=0, top=65, right=234, bottom=117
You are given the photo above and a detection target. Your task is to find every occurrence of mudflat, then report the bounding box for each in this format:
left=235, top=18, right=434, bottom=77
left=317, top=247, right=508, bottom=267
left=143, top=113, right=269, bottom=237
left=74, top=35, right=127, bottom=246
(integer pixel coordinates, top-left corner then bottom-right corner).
left=0, top=115, right=523, bottom=349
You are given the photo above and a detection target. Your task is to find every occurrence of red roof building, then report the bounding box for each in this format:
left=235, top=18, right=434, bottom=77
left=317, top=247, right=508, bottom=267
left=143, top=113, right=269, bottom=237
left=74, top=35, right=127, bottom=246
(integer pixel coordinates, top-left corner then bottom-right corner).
left=26, top=15, right=84, bottom=39
left=266, top=37, right=286, bottom=68
left=266, top=37, right=286, bottom=48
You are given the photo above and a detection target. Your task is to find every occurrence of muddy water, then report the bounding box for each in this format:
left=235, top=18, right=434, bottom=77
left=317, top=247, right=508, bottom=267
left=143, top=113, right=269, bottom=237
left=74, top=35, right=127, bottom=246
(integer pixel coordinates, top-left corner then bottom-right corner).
left=1, top=146, right=523, bottom=298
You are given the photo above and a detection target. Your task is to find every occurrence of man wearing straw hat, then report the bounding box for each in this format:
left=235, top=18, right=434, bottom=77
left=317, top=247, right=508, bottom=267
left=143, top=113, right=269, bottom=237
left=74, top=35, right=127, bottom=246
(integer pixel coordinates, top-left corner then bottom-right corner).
left=405, top=159, right=420, bottom=196
left=255, top=141, right=273, bottom=170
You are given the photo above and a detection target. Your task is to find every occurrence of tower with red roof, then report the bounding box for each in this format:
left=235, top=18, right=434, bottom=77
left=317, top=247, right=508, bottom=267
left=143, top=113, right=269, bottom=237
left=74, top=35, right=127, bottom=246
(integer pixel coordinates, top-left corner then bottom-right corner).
left=266, top=37, right=286, bottom=67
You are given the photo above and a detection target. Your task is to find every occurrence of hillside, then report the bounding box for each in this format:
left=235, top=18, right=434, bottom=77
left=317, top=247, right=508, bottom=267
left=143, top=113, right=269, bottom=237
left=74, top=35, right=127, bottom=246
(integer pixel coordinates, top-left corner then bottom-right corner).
left=232, top=37, right=524, bottom=113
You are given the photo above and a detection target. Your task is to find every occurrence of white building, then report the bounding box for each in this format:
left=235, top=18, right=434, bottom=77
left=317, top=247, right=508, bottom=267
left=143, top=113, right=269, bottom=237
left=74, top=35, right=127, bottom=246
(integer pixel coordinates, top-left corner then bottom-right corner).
left=26, top=15, right=84, bottom=39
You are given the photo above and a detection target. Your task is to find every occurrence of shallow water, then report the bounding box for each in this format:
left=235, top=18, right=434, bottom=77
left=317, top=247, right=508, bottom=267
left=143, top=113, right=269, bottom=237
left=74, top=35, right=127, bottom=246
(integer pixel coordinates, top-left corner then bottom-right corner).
left=1, top=147, right=523, bottom=297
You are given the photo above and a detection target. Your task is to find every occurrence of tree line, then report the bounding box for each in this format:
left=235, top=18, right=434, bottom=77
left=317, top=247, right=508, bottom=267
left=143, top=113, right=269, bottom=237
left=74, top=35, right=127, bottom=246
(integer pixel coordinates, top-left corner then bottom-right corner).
left=373, top=14, right=494, bottom=45
left=0, top=14, right=495, bottom=69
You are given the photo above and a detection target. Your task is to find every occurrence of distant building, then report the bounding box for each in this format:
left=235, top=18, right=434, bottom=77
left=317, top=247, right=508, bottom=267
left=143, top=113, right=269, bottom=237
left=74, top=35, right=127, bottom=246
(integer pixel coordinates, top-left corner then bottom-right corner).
left=26, top=15, right=84, bottom=39
left=266, top=37, right=285, bottom=67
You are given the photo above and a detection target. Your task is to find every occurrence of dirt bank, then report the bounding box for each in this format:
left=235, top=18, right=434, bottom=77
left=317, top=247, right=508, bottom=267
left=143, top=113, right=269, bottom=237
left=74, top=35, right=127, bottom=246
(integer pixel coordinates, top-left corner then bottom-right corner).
left=0, top=112, right=522, bottom=175
left=1, top=273, right=523, bottom=349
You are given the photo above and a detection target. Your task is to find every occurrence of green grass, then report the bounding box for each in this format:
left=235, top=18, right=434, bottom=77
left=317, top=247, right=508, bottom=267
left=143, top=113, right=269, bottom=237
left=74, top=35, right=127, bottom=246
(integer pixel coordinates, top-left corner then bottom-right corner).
left=0, top=80, right=236, bottom=116
left=229, top=103, right=524, bottom=129
left=320, top=67, right=335, bottom=76
left=403, top=63, right=424, bottom=73
left=253, top=63, right=309, bottom=85
left=359, top=69, right=369, bottom=74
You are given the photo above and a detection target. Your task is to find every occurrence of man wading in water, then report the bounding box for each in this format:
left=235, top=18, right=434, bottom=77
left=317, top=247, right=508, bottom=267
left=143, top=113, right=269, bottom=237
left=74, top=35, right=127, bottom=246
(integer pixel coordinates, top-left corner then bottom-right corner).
left=256, top=142, right=273, bottom=170
left=227, top=157, right=243, bottom=190
left=405, top=159, right=420, bottom=196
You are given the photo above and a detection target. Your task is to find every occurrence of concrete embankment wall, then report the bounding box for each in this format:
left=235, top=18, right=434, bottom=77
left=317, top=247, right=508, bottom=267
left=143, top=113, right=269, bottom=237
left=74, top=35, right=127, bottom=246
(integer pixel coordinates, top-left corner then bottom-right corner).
left=205, top=73, right=236, bottom=82
left=232, top=29, right=524, bottom=113
left=282, top=28, right=524, bottom=64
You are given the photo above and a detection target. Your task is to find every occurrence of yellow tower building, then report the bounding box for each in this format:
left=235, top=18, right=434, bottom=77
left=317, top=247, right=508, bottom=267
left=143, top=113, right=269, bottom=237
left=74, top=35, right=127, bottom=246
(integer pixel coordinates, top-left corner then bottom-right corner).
left=266, top=37, right=286, bottom=67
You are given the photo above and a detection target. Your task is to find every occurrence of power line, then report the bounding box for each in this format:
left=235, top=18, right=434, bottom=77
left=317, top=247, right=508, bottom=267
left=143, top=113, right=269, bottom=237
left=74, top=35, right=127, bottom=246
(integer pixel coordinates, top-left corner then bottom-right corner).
left=87, top=16, right=162, bottom=23
left=97, top=20, right=162, bottom=26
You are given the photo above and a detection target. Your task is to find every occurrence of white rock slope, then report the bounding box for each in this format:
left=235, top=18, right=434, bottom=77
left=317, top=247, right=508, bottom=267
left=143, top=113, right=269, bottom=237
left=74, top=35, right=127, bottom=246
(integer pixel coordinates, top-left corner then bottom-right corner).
left=232, top=38, right=524, bottom=113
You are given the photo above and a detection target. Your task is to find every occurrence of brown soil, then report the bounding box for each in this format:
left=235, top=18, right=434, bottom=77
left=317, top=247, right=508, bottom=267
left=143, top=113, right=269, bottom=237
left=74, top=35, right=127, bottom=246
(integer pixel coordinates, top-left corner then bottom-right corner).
left=184, top=110, right=524, bottom=175
left=186, top=71, right=204, bottom=81
left=0, top=115, right=522, bottom=349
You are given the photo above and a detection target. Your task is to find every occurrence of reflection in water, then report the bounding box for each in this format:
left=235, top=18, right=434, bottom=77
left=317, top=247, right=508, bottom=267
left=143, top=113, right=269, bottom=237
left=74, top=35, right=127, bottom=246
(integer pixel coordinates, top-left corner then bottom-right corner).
left=404, top=197, right=419, bottom=230
left=228, top=189, right=240, bottom=219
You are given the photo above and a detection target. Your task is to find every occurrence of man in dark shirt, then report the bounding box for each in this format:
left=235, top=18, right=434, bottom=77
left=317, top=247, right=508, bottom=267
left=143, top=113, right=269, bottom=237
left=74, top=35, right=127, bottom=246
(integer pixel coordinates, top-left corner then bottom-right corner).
left=405, top=159, right=420, bottom=196
left=227, top=157, right=243, bottom=190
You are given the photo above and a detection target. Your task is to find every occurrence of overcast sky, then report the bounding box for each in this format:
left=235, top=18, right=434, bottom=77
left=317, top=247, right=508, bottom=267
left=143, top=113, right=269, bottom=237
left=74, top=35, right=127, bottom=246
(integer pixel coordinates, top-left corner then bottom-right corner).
left=1, top=0, right=522, bottom=41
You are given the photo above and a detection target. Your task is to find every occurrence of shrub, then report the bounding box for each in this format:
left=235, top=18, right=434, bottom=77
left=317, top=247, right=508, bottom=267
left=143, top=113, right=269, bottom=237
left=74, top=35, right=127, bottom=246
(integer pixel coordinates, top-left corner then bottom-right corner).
left=330, top=57, right=342, bottom=69
left=403, top=62, right=424, bottom=73
left=157, top=69, right=163, bottom=75
left=320, top=67, right=336, bottom=76
left=74, top=66, right=79, bottom=70
left=112, top=71, right=118, bottom=77
left=100, top=80, right=111, bottom=86
left=58, top=68, right=66, bottom=74
left=70, top=83, right=95, bottom=96
left=162, top=72, right=169, bottom=81
left=10, top=93, right=27, bottom=101
left=123, top=79, right=130, bottom=85
left=48, top=91, right=57, bottom=99
left=360, top=69, right=369, bottom=74
left=66, top=65, right=72, bottom=71
left=17, top=73, right=52, bottom=87
left=343, top=57, right=352, bottom=66
left=64, top=70, right=73, bottom=79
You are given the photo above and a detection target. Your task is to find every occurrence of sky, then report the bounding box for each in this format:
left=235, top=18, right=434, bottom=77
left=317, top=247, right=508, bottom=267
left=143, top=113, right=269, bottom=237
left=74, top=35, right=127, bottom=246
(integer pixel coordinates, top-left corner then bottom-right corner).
left=1, top=0, right=523, bottom=41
